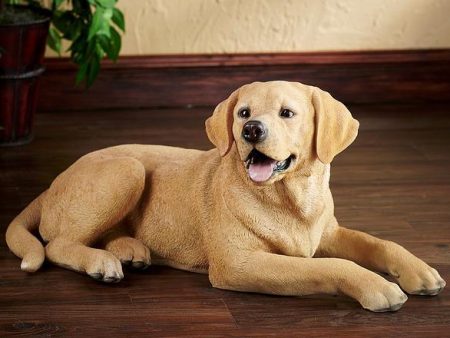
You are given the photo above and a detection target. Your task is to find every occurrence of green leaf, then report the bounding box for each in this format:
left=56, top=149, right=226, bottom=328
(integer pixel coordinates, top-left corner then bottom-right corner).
left=102, top=7, right=113, bottom=21
left=75, top=62, right=88, bottom=86
left=51, top=11, right=65, bottom=31
left=97, top=35, right=112, bottom=59
left=94, top=0, right=116, bottom=8
left=73, top=0, right=91, bottom=15
left=52, top=11, right=77, bottom=38
left=97, top=26, right=120, bottom=61
left=109, top=27, right=121, bottom=61
left=112, top=8, right=124, bottom=31
left=52, top=0, right=65, bottom=10
left=87, top=8, right=104, bottom=40
left=68, top=35, right=85, bottom=55
left=88, top=7, right=113, bottom=40
left=86, top=56, right=101, bottom=88
left=51, top=0, right=124, bottom=87
left=47, top=27, right=62, bottom=55
left=68, top=20, right=83, bottom=41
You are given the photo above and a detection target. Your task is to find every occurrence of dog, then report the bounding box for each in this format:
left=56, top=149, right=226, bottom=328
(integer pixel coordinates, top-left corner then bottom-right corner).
left=6, top=81, right=445, bottom=312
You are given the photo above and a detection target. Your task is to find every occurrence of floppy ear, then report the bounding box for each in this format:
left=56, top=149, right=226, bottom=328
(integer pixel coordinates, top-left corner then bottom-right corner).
left=205, top=90, right=239, bottom=157
left=312, top=87, right=359, bottom=164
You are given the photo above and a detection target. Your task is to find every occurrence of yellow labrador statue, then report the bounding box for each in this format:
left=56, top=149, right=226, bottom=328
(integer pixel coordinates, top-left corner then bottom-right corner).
left=6, top=81, right=445, bottom=312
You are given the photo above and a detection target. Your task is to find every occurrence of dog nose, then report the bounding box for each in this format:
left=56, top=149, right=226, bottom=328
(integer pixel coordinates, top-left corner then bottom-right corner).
left=242, top=120, right=267, bottom=143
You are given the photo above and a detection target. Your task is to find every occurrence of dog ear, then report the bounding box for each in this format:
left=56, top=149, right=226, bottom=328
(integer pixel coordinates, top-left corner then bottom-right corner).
left=205, top=90, right=239, bottom=156
left=312, top=87, right=359, bottom=164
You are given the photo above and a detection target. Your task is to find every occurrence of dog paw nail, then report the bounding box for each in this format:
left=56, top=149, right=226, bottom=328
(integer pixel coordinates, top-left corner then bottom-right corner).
left=426, top=288, right=442, bottom=295
left=411, top=288, right=441, bottom=296
left=389, top=303, right=404, bottom=311
left=132, top=261, right=145, bottom=269
left=103, top=275, right=122, bottom=283
left=89, top=273, right=103, bottom=280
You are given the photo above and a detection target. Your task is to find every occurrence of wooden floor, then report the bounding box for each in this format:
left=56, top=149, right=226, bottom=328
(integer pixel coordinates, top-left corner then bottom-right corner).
left=1, top=104, right=449, bottom=336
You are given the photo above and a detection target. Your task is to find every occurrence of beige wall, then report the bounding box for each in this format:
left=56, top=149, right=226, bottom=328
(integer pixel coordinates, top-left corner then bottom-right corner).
left=47, top=0, right=450, bottom=56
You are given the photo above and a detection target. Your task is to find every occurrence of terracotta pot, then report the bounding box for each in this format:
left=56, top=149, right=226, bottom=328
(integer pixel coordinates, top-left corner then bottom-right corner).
left=0, top=5, right=51, bottom=145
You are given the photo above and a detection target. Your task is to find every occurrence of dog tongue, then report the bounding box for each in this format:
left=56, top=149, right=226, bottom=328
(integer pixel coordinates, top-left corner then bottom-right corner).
left=248, top=160, right=276, bottom=182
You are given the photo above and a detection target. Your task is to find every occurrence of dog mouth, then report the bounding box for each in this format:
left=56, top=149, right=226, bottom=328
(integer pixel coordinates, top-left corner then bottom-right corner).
left=244, top=149, right=295, bottom=183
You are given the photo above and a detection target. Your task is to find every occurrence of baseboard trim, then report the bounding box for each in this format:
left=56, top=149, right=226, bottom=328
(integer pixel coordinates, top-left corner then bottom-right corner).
left=40, top=49, right=450, bottom=111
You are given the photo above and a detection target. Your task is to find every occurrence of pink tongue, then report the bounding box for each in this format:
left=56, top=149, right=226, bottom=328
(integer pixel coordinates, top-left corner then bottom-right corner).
left=248, top=161, right=277, bottom=182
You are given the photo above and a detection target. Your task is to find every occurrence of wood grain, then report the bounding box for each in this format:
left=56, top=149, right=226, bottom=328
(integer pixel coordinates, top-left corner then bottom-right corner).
left=0, top=103, right=449, bottom=336
left=38, top=49, right=450, bottom=111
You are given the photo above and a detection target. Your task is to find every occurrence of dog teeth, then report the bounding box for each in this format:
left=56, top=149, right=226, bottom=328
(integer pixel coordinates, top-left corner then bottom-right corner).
left=276, top=160, right=286, bottom=170
left=245, top=158, right=253, bottom=169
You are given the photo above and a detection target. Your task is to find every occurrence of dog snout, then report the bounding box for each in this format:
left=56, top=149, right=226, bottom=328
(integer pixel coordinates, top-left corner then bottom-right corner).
left=242, top=120, right=267, bottom=144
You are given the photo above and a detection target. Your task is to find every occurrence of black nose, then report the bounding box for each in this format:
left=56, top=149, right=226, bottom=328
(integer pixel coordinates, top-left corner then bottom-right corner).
left=242, top=120, right=267, bottom=143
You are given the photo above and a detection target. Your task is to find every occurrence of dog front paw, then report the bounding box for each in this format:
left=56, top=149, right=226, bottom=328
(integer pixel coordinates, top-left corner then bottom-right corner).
left=86, top=251, right=124, bottom=283
left=395, top=262, right=446, bottom=296
left=358, top=278, right=408, bottom=312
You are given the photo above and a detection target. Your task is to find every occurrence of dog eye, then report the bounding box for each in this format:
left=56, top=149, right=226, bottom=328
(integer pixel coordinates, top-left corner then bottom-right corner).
left=238, top=108, right=251, bottom=119
left=280, top=109, right=294, bottom=118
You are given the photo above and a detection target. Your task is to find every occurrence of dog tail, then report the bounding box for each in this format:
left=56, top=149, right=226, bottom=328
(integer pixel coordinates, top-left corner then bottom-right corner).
left=5, top=193, right=45, bottom=272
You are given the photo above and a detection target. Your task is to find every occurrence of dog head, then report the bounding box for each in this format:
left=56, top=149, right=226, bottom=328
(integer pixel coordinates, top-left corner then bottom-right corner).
left=206, top=81, right=359, bottom=184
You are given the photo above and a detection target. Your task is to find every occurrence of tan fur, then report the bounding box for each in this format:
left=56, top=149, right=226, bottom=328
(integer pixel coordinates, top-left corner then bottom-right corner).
left=5, top=81, right=445, bottom=312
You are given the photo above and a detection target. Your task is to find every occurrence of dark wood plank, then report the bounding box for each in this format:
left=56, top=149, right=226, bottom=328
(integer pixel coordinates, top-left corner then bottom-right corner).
left=38, top=50, right=450, bottom=111
left=0, top=103, right=449, bottom=336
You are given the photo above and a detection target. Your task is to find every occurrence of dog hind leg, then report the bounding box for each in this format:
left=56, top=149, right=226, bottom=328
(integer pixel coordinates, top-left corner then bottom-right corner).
left=41, top=157, right=146, bottom=282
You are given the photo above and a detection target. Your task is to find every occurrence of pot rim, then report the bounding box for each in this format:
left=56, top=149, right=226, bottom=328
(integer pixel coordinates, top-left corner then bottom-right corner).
left=0, top=4, right=52, bottom=27
left=0, top=66, right=46, bottom=79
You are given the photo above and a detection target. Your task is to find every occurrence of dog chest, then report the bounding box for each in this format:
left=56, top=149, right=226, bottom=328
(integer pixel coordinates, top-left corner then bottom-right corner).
left=222, top=176, right=331, bottom=258
left=261, top=215, right=325, bottom=258
left=226, top=199, right=327, bottom=258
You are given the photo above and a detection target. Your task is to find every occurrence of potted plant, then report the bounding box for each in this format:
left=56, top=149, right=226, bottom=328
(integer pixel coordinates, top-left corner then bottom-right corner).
left=0, top=0, right=125, bottom=145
